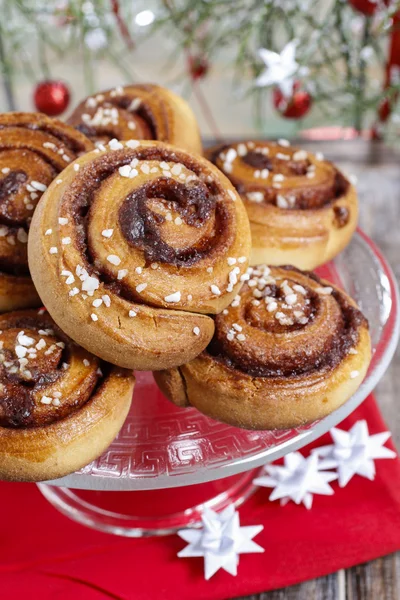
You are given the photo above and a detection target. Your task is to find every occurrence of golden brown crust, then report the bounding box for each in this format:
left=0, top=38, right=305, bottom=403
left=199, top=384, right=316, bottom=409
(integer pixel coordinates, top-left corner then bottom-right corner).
left=67, top=83, right=202, bottom=154
left=28, top=140, right=251, bottom=370
left=207, top=141, right=358, bottom=269
left=0, top=273, right=41, bottom=312
left=0, top=112, right=94, bottom=312
left=0, top=309, right=134, bottom=482
left=154, top=266, right=372, bottom=430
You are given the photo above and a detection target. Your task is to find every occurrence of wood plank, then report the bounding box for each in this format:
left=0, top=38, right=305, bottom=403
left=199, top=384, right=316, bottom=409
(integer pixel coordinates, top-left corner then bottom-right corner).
left=237, top=571, right=340, bottom=599
left=346, top=554, right=400, bottom=599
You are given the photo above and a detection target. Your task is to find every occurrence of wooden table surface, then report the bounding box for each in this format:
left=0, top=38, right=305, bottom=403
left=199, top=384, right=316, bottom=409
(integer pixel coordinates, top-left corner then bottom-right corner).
left=238, top=139, right=400, bottom=600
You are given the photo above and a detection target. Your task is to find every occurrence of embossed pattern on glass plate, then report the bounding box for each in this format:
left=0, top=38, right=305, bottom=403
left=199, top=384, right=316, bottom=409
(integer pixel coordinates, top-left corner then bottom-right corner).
left=48, top=230, right=399, bottom=491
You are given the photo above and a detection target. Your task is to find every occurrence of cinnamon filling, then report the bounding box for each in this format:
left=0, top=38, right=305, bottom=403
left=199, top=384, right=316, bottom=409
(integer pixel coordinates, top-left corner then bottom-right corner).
left=119, top=178, right=222, bottom=266
left=244, top=284, right=316, bottom=334
left=118, top=97, right=157, bottom=139
left=0, top=171, right=28, bottom=223
left=69, top=89, right=163, bottom=143
left=291, top=171, right=348, bottom=210
left=68, top=147, right=231, bottom=303
left=0, top=313, right=101, bottom=429
left=74, top=110, right=153, bottom=145
left=243, top=151, right=309, bottom=177
left=243, top=152, right=272, bottom=171
left=334, top=206, right=350, bottom=228
left=237, top=166, right=348, bottom=211
left=0, top=170, right=31, bottom=275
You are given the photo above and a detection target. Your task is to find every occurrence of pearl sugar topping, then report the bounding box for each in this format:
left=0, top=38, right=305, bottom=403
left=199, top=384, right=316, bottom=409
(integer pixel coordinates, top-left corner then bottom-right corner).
left=227, top=266, right=319, bottom=329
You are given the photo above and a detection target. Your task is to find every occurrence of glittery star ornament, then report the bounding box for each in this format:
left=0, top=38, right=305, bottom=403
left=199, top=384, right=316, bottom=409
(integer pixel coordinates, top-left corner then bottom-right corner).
left=313, top=420, right=396, bottom=487
left=253, top=451, right=338, bottom=509
left=256, top=40, right=303, bottom=98
left=177, top=505, right=264, bottom=580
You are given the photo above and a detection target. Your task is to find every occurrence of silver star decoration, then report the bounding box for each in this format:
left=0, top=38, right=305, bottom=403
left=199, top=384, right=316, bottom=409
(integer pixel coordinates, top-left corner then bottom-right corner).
left=253, top=451, right=337, bottom=510
left=256, top=40, right=302, bottom=97
left=313, top=420, right=396, bottom=487
left=177, top=505, right=264, bottom=580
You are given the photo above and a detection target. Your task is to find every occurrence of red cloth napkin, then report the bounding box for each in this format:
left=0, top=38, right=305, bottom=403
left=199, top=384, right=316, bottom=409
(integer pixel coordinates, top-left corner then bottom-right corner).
left=1, top=394, right=399, bottom=600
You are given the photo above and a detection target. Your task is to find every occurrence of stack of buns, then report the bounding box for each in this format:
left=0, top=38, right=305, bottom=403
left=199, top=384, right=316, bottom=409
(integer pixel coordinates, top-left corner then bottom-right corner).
left=0, top=84, right=371, bottom=482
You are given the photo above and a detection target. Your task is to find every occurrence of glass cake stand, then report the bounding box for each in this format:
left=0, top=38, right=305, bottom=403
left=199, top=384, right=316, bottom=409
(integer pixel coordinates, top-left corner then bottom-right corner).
left=38, top=229, right=400, bottom=536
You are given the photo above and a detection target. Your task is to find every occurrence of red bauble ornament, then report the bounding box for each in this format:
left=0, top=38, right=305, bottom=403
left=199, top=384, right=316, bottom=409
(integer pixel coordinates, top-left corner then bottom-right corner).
left=33, top=81, right=70, bottom=117
left=349, top=0, right=390, bottom=15
left=188, top=55, right=209, bottom=81
left=378, top=97, right=391, bottom=122
left=349, top=0, right=378, bottom=15
left=372, top=96, right=393, bottom=138
left=273, top=82, right=312, bottom=119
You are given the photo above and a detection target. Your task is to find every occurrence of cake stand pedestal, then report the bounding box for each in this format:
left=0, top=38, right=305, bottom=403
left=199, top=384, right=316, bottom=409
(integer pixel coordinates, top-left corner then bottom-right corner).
left=38, top=469, right=260, bottom=537
left=38, top=231, right=400, bottom=537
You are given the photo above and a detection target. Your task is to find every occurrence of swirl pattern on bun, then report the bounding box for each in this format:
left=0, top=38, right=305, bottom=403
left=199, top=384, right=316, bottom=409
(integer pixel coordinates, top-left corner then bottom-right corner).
left=0, top=112, right=94, bottom=311
left=68, top=83, right=202, bottom=154
left=154, top=265, right=371, bottom=430
left=0, top=309, right=134, bottom=481
left=28, top=140, right=251, bottom=370
left=208, top=140, right=358, bottom=269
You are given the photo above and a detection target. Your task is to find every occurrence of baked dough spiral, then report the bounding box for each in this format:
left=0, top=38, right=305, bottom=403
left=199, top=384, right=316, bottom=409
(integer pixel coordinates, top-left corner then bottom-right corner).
left=0, top=309, right=134, bottom=481
left=154, top=265, right=371, bottom=430
left=0, top=112, right=94, bottom=312
left=68, top=83, right=202, bottom=154
left=208, top=141, right=358, bottom=269
left=28, top=140, right=251, bottom=370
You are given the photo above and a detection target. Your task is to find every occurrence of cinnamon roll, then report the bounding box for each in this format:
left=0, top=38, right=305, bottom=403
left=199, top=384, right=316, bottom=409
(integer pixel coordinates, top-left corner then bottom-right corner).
left=68, top=83, right=202, bottom=154
left=28, top=140, right=251, bottom=371
left=0, top=309, right=134, bottom=482
left=154, top=265, right=371, bottom=430
left=208, top=141, right=358, bottom=269
left=0, top=112, right=94, bottom=312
